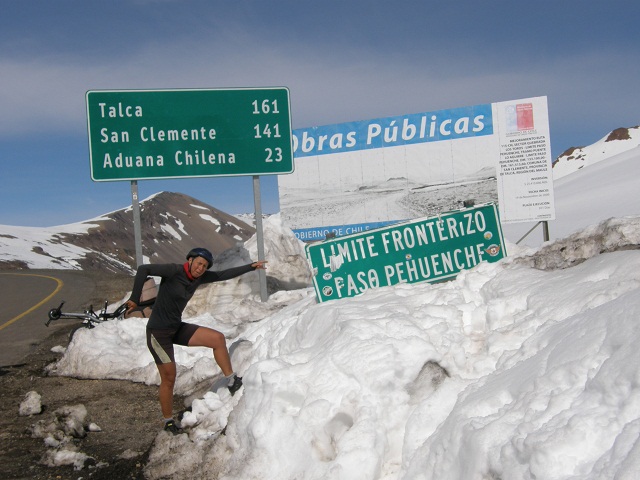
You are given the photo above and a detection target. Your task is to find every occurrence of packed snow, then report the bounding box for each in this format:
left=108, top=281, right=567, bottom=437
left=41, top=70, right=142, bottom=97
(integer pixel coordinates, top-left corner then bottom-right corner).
left=15, top=132, right=640, bottom=478
left=37, top=210, right=640, bottom=479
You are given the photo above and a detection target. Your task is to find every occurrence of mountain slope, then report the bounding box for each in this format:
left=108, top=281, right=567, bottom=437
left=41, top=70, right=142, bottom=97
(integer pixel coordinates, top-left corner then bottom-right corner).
left=552, top=125, right=640, bottom=179
left=0, top=192, right=255, bottom=273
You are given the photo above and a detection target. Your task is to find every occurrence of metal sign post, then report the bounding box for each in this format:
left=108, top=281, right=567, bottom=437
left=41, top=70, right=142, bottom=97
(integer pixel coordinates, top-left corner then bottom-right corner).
left=253, top=176, right=268, bottom=302
left=130, top=180, right=143, bottom=267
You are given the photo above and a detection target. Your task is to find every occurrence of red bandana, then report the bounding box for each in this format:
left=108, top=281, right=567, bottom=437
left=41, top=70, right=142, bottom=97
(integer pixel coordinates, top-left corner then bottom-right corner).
left=183, top=262, right=195, bottom=281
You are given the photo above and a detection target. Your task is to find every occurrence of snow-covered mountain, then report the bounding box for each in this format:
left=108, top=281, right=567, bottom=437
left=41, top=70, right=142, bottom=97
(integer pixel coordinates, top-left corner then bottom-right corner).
left=0, top=192, right=255, bottom=273
left=552, top=125, right=640, bottom=180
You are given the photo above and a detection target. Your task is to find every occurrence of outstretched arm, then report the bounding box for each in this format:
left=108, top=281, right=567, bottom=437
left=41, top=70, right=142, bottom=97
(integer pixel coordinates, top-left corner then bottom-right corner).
left=201, top=260, right=268, bottom=284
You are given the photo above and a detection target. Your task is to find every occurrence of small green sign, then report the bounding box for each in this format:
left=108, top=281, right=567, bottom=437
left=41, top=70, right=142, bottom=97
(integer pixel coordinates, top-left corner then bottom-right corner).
left=86, top=88, right=293, bottom=181
left=306, top=203, right=506, bottom=303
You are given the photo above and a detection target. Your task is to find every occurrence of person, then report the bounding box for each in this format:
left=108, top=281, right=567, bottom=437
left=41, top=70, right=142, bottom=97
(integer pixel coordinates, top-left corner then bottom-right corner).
left=125, top=247, right=267, bottom=435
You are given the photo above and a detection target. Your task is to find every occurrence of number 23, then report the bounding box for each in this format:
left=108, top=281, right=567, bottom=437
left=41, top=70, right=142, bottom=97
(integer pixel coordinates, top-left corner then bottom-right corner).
left=265, top=147, right=283, bottom=162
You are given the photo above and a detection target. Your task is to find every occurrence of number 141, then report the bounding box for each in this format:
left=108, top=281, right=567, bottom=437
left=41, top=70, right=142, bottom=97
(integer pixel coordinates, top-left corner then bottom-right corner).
left=254, top=123, right=281, bottom=138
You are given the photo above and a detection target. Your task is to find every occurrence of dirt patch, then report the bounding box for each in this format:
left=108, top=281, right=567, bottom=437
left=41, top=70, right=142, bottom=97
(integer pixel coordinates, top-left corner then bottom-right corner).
left=0, top=321, right=191, bottom=480
left=0, top=272, right=187, bottom=480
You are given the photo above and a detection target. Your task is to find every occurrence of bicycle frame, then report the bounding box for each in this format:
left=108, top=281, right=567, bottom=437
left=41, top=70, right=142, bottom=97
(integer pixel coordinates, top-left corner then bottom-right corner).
left=45, top=300, right=128, bottom=329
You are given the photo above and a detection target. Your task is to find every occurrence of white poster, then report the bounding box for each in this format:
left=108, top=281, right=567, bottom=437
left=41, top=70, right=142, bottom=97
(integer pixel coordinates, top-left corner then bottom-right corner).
left=279, top=96, right=554, bottom=241
left=494, top=98, right=555, bottom=223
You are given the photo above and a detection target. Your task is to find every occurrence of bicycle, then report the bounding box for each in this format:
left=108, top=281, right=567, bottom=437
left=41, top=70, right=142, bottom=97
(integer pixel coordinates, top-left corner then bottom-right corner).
left=46, top=298, right=156, bottom=341
left=45, top=300, right=129, bottom=329
left=45, top=276, right=157, bottom=339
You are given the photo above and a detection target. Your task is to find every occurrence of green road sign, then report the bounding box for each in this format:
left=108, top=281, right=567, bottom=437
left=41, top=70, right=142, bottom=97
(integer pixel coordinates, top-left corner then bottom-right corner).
left=305, top=203, right=506, bottom=303
left=86, top=88, right=293, bottom=181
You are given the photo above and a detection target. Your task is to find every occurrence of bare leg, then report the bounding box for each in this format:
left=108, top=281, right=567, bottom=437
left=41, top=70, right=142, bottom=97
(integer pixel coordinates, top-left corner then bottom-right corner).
left=157, top=362, right=177, bottom=418
left=188, top=326, right=233, bottom=376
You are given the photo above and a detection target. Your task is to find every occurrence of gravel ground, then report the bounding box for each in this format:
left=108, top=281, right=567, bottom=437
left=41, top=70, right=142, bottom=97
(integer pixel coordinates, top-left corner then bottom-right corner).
left=0, top=272, right=185, bottom=480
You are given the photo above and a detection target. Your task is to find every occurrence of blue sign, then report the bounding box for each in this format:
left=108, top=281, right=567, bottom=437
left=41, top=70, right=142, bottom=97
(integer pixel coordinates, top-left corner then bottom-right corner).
left=292, top=103, right=493, bottom=158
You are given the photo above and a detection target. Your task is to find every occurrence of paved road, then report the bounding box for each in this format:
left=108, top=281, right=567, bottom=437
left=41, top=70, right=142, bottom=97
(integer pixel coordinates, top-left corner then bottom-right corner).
left=0, top=270, right=101, bottom=366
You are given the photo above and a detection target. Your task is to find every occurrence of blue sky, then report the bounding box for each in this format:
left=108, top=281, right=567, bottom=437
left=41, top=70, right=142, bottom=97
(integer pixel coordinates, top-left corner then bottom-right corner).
left=1, top=1, right=639, bottom=227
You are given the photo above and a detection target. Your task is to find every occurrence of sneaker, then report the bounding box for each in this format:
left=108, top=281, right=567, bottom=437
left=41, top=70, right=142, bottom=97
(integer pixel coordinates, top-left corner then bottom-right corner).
left=164, top=419, right=183, bottom=435
left=228, top=375, right=243, bottom=396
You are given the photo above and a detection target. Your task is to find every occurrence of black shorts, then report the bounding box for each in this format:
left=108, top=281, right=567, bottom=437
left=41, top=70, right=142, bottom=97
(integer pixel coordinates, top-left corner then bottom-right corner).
left=146, top=323, right=200, bottom=364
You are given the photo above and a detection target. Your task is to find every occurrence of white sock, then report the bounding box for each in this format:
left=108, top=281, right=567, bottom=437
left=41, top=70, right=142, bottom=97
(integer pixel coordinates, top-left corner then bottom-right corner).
left=225, top=372, right=236, bottom=386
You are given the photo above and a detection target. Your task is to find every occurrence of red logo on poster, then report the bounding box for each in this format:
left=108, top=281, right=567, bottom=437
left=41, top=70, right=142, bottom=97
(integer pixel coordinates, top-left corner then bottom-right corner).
left=516, top=103, right=534, bottom=130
